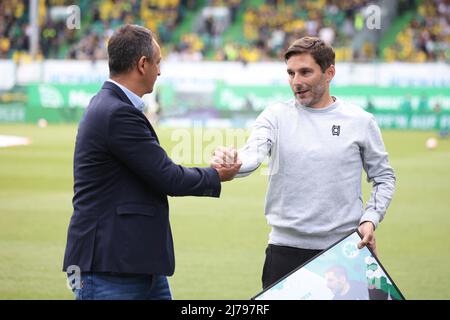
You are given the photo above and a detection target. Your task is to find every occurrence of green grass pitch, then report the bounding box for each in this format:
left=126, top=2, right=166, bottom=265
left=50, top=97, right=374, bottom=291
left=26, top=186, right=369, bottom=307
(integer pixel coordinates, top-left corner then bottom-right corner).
left=0, top=124, right=449, bottom=299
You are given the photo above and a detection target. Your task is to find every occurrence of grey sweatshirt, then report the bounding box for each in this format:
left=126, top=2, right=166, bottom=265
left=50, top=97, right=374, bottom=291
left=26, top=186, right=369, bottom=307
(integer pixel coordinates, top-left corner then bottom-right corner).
left=237, top=97, right=396, bottom=249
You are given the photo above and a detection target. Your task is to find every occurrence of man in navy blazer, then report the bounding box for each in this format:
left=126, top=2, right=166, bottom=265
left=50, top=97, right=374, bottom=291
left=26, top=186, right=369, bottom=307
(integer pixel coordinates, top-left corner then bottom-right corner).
left=63, top=25, right=241, bottom=300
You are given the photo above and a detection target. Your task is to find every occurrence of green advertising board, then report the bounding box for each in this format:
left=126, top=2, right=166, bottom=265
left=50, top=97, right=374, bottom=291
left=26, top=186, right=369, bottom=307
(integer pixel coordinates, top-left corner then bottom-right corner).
left=0, top=103, right=25, bottom=123
left=22, top=83, right=450, bottom=130
left=212, top=83, right=450, bottom=130
left=26, top=83, right=101, bottom=123
left=214, top=83, right=450, bottom=112
left=373, top=111, right=450, bottom=130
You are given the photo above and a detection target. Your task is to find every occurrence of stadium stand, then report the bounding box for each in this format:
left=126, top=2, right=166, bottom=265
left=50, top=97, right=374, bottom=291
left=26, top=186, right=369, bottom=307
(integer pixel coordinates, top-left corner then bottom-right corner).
left=0, top=0, right=448, bottom=62
left=384, top=0, right=450, bottom=62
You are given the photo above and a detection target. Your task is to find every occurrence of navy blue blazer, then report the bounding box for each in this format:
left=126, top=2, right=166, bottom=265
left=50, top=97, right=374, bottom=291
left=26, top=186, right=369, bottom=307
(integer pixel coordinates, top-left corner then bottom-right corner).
left=63, top=81, right=221, bottom=276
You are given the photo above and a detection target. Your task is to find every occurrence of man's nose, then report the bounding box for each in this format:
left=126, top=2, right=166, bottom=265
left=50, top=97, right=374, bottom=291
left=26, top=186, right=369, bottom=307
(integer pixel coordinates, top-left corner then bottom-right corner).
left=292, top=73, right=303, bottom=85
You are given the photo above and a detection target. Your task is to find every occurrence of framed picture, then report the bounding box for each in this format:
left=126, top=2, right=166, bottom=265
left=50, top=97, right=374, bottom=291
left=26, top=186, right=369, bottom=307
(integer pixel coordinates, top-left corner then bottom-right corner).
left=252, top=230, right=405, bottom=300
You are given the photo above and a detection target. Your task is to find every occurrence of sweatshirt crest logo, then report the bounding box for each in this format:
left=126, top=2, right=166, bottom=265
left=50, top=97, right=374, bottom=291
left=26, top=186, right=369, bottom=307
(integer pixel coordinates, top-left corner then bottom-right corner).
left=332, top=125, right=341, bottom=136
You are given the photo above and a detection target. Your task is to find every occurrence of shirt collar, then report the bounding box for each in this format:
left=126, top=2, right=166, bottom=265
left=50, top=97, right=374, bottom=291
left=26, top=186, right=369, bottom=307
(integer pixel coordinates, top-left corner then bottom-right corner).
left=295, top=96, right=340, bottom=113
left=107, top=79, right=145, bottom=112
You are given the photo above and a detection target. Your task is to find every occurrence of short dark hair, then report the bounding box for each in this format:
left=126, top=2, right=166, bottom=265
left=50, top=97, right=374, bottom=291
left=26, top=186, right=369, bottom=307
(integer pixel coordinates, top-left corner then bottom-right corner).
left=284, top=37, right=335, bottom=73
left=107, top=24, right=154, bottom=76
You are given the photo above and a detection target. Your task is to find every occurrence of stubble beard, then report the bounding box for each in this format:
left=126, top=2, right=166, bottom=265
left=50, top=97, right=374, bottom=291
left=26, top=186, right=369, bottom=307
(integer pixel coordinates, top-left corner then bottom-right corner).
left=295, top=83, right=326, bottom=108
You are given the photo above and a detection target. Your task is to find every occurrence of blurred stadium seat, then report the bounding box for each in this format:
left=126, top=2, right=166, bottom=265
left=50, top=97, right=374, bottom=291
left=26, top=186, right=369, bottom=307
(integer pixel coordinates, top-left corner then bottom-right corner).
left=1, top=0, right=448, bottom=62
left=384, top=0, right=450, bottom=62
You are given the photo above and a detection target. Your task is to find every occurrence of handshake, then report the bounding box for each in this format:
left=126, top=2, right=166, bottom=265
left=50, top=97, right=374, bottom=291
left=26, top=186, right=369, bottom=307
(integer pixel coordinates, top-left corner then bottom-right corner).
left=210, top=146, right=242, bottom=182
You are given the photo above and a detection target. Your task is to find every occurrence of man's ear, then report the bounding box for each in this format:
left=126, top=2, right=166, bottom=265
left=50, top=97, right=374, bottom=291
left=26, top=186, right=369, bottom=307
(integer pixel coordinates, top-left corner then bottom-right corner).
left=326, top=64, right=335, bottom=83
left=137, top=56, right=146, bottom=75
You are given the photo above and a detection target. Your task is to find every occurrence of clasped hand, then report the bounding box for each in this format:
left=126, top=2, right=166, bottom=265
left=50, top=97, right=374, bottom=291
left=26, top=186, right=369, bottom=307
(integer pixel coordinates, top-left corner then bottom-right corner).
left=210, top=146, right=242, bottom=182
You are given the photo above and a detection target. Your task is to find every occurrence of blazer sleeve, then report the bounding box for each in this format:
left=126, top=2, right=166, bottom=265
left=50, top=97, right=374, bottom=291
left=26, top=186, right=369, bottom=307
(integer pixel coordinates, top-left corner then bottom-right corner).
left=107, top=105, right=221, bottom=197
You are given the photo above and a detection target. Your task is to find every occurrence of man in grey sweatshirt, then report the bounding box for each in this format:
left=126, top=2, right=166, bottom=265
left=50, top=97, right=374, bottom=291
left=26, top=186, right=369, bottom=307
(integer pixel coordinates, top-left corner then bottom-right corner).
left=212, top=37, right=396, bottom=289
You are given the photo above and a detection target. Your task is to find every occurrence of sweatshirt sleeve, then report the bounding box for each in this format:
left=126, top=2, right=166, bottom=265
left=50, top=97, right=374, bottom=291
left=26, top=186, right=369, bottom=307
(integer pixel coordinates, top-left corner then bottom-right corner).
left=236, top=106, right=278, bottom=178
left=360, top=115, right=396, bottom=228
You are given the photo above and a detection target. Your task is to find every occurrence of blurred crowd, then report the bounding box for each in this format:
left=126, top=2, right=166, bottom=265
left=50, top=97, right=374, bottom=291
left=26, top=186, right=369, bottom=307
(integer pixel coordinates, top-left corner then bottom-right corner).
left=0, top=0, right=195, bottom=61
left=228, top=0, right=374, bottom=62
left=385, top=0, right=450, bottom=62
left=165, top=0, right=242, bottom=61
left=169, top=0, right=374, bottom=62
left=0, top=0, right=448, bottom=63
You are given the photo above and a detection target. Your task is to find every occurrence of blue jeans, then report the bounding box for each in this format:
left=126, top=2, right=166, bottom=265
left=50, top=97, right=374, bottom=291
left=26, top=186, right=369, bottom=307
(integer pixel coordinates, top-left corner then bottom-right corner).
left=71, top=272, right=172, bottom=300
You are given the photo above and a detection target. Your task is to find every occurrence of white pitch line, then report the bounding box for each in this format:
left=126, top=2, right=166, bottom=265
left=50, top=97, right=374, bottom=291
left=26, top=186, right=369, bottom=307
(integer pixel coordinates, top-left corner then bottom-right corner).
left=0, top=135, right=31, bottom=148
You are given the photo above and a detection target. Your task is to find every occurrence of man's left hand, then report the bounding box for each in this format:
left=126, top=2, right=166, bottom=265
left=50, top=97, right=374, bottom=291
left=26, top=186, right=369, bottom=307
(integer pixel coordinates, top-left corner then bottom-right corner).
left=357, top=221, right=378, bottom=257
